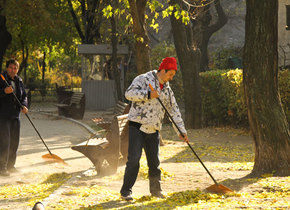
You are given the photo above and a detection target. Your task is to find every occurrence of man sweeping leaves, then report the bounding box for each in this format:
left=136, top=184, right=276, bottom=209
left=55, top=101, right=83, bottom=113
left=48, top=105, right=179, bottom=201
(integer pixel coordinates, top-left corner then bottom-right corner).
left=120, top=57, right=189, bottom=201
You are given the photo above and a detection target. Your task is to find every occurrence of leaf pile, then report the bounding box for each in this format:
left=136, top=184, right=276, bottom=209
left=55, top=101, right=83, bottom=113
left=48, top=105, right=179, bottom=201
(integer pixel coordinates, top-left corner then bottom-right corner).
left=0, top=172, right=71, bottom=208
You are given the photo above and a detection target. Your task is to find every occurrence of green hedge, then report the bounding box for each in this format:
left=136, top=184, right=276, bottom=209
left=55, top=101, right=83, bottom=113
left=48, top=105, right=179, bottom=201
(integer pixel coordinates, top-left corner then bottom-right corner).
left=200, top=69, right=247, bottom=127
left=200, top=69, right=290, bottom=127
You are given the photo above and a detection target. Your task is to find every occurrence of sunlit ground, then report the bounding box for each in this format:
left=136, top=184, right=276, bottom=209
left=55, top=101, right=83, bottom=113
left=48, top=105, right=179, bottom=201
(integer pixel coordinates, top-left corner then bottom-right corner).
left=2, top=126, right=290, bottom=209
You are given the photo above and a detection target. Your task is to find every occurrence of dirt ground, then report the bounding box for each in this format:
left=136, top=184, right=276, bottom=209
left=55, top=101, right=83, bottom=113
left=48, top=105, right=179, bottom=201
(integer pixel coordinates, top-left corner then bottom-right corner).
left=0, top=102, right=256, bottom=210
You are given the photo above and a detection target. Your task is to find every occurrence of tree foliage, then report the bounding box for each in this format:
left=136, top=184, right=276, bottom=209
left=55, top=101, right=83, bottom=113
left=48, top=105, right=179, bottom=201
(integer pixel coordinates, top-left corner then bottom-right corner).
left=1, top=0, right=80, bottom=87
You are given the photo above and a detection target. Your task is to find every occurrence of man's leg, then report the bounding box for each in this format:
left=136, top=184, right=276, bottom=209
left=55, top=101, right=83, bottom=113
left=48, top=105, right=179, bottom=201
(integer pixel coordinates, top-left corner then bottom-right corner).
left=120, top=126, right=144, bottom=197
left=144, top=131, right=162, bottom=195
left=0, top=118, right=11, bottom=174
left=7, top=118, right=20, bottom=170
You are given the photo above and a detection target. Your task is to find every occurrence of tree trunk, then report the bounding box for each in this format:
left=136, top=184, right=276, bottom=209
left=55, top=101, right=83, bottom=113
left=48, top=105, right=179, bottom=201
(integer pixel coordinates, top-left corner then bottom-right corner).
left=67, top=0, right=101, bottom=44
left=42, top=52, right=46, bottom=83
left=192, top=4, right=211, bottom=73
left=0, top=13, right=12, bottom=72
left=111, top=15, right=123, bottom=101
left=244, top=0, right=290, bottom=176
left=68, top=0, right=85, bottom=42
left=128, top=0, right=151, bottom=74
left=193, top=0, right=227, bottom=72
left=170, top=0, right=202, bottom=129
left=18, top=36, right=28, bottom=80
left=22, top=46, right=28, bottom=84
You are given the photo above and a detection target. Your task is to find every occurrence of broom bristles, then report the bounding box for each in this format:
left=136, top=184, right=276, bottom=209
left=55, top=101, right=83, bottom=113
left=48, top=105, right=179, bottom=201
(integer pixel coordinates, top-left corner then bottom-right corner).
left=206, top=184, right=233, bottom=194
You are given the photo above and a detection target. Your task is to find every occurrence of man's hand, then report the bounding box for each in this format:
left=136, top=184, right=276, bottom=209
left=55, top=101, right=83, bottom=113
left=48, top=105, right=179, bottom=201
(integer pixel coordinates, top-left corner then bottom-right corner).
left=4, top=85, right=13, bottom=94
left=21, top=106, right=28, bottom=114
left=179, top=133, right=189, bottom=143
left=149, top=84, right=159, bottom=98
left=150, top=90, right=159, bottom=98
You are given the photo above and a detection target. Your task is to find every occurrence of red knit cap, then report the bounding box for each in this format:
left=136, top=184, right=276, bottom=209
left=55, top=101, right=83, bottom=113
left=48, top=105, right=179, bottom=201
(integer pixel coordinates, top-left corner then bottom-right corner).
left=158, top=57, right=177, bottom=71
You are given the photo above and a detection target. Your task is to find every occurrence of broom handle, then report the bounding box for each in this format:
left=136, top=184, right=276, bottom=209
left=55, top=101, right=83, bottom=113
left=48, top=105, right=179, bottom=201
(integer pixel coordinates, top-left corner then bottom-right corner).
left=0, top=74, right=53, bottom=156
left=149, top=84, right=219, bottom=186
left=24, top=113, right=53, bottom=156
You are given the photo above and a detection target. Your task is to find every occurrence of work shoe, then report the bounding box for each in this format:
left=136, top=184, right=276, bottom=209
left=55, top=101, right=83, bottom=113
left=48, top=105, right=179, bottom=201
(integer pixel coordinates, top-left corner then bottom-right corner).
left=8, top=167, right=21, bottom=174
left=151, top=191, right=165, bottom=199
left=0, top=170, right=10, bottom=177
left=121, top=194, right=133, bottom=201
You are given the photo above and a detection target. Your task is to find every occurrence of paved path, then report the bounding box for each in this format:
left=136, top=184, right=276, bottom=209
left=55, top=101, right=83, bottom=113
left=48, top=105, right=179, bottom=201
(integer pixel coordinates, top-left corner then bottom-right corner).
left=0, top=102, right=103, bottom=194
left=0, top=102, right=128, bottom=209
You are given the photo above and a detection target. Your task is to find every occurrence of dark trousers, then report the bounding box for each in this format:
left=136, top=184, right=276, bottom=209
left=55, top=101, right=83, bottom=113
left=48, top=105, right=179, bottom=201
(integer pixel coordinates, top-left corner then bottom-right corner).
left=0, top=117, right=20, bottom=170
left=120, top=125, right=161, bottom=196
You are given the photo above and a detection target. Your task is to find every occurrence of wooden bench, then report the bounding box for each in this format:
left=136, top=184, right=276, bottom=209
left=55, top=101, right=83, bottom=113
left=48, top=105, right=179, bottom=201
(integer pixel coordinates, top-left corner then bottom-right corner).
left=55, top=92, right=86, bottom=120
left=92, top=100, right=130, bottom=130
left=71, top=114, right=129, bottom=175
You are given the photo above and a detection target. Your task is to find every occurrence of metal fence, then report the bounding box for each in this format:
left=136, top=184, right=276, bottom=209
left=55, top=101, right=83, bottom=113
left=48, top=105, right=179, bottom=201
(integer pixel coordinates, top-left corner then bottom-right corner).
left=29, top=81, right=117, bottom=110
left=82, top=80, right=117, bottom=110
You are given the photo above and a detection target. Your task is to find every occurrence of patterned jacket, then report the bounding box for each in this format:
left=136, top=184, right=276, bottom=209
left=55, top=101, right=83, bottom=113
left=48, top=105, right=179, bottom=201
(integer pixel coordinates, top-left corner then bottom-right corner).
left=125, top=70, right=187, bottom=135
